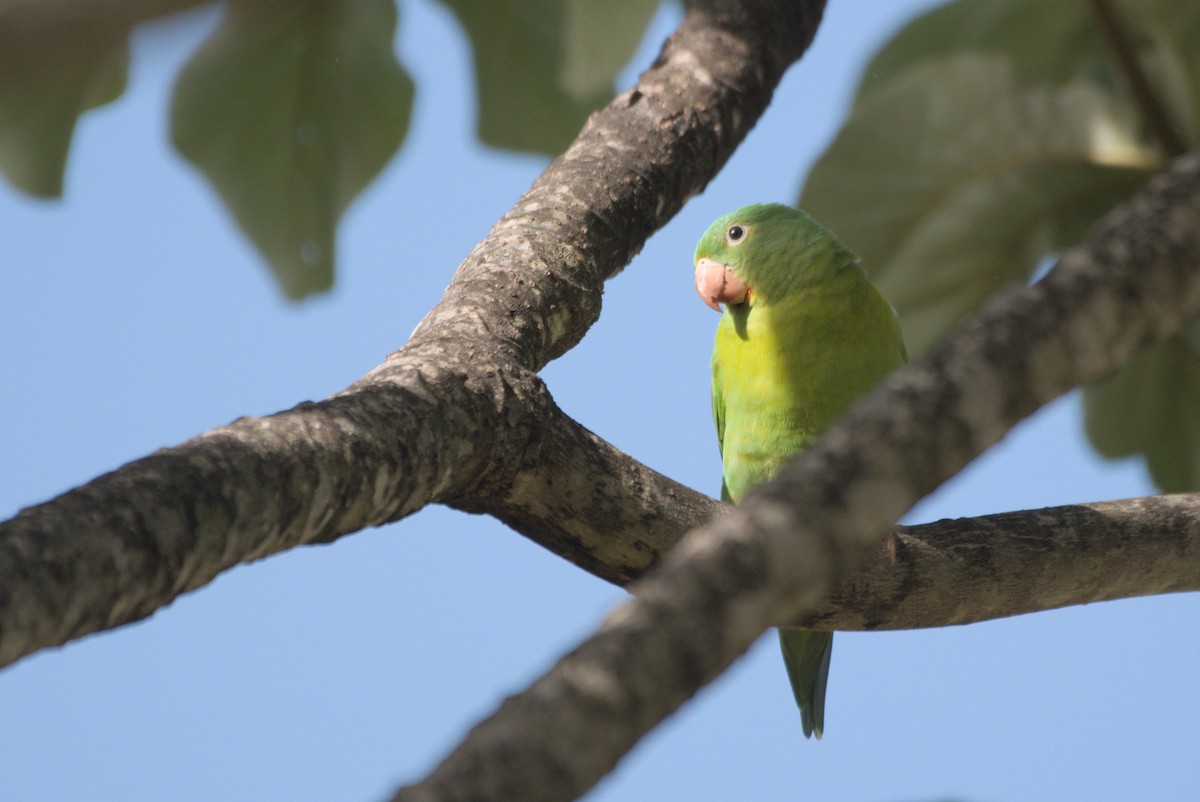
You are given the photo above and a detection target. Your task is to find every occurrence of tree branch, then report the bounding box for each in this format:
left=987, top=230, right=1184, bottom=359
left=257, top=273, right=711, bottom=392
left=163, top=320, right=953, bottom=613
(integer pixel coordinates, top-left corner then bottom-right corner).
left=390, top=154, right=1200, bottom=802
left=0, top=0, right=828, bottom=667
left=452, top=396, right=725, bottom=585
left=810, top=494, right=1200, bottom=630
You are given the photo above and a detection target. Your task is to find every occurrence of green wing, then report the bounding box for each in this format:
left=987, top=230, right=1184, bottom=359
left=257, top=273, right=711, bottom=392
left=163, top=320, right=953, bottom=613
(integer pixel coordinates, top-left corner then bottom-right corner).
left=712, top=353, right=731, bottom=504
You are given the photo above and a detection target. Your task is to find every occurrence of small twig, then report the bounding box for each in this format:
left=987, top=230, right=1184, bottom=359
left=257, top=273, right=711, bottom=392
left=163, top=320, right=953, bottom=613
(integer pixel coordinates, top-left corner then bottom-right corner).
left=1088, top=0, right=1188, bottom=157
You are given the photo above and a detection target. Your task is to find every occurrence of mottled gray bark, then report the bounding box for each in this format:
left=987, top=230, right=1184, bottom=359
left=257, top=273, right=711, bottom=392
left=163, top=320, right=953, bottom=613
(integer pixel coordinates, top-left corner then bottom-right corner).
left=812, top=494, right=1200, bottom=631
left=390, top=154, right=1200, bottom=802
left=0, top=0, right=826, bottom=666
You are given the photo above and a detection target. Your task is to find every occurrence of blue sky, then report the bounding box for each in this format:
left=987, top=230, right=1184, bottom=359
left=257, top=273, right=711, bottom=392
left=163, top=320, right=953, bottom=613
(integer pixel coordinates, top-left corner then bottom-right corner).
left=2, top=1, right=1197, bottom=800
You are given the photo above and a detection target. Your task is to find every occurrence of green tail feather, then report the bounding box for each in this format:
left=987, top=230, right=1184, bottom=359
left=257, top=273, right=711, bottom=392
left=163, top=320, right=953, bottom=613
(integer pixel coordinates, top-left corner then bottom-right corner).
left=778, top=628, right=833, bottom=739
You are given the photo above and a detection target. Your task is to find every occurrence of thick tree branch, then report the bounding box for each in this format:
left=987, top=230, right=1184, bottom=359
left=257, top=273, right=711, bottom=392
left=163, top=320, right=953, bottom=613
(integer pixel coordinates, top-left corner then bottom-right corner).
left=470, top=437, right=1200, bottom=626
left=0, top=0, right=827, bottom=666
left=810, top=494, right=1200, bottom=630
left=390, top=154, right=1200, bottom=802
left=453, top=396, right=724, bottom=585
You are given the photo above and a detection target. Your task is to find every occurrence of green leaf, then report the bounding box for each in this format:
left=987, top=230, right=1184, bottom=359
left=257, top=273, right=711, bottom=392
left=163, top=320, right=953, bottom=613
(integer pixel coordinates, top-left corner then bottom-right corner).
left=799, top=54, right=1159, bottom=357
left=856, top=0, right=1106, bottom=104
left=856, top=0, right=1200, bottom=147
left=1133, top=0, right=1200, bottom=148
left=1084, top=331, right=1200, bottom=491
left=559, top=0, right=662, bottom=100
left=171, top=0, right=413, bottom=300
left=0, top=25, right=129, bottom=197
left=436, top=0, right=660, bottom=154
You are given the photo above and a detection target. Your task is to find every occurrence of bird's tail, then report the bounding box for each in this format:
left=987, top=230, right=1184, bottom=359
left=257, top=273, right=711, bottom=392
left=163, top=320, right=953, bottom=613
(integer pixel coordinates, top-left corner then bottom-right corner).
left=778, top=628, right=833, bottom=739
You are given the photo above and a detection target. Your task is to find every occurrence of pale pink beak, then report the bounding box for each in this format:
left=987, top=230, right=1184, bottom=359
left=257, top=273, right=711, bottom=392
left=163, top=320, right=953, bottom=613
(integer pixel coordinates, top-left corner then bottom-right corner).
left=694, top=257, right=749, bottom=312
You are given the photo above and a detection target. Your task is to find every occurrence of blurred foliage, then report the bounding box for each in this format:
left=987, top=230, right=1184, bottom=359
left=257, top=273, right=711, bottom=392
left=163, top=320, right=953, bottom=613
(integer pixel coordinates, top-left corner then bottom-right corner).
left=435, top=0, right=660, bottom=153
left=171, top=0, right=413, bottom=299
left=799, top=0, right=1200, bottom=492
left=802, top=54, right=1157, bottom=357
left=0, top=24, right=129, bottom=197
left=0, top=0, right=662, bottom=298
left=1085, top=325, right=1200, bottom=491
left=857, top=0, right=1112, bottom=97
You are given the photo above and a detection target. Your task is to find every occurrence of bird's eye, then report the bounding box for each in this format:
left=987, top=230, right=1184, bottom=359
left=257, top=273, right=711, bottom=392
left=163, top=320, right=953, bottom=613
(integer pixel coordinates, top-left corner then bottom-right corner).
left=726, top=224, right=747, bottom=245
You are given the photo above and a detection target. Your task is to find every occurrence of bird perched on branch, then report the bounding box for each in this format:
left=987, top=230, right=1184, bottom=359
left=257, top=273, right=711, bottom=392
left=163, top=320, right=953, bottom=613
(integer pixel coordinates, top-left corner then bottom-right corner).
left=694, top=203, right=906, bottom=738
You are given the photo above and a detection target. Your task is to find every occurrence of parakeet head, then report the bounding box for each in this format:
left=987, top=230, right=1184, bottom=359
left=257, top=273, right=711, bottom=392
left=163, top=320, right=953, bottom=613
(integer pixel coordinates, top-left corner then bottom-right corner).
left=693, top=203, right=859, bottom=311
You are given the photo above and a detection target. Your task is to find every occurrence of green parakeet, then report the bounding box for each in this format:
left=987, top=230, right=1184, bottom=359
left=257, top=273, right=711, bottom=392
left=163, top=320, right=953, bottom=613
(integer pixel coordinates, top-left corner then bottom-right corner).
left=694, top=203, right=906, bottom=738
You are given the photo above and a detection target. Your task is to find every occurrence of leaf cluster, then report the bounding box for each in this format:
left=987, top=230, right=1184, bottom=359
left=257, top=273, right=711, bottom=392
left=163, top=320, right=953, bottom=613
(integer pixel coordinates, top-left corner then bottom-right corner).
left=0, top=0, right=660, bottom=298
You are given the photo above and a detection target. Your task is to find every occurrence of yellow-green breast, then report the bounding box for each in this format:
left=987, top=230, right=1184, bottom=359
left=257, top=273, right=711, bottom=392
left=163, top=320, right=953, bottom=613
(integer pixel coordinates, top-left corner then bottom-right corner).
left=713, top=273, right=905, bottom=503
